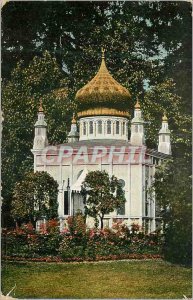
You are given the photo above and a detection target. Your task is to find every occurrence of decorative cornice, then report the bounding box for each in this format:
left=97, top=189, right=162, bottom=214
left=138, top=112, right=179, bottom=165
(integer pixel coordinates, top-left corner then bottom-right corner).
left=77, top=107, right=130, bottom=118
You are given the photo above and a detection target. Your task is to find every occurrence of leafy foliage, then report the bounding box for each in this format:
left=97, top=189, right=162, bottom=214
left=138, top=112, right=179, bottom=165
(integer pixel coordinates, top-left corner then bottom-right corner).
left=2, top=51, right=74, bottom=226
left=81, top=171, right=126, bottom=229
left=142, top=79, right=191, bottom=156
left=151, top=159, right=192, bottom=265
left=67, top=213, right=86, bottom=237
left=11, top=171, right=59, bottom=225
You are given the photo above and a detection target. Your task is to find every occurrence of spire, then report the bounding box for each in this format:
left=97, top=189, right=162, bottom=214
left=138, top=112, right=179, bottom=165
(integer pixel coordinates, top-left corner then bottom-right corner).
left=162, top=112, right=168, bottom=122
left=101, top=47, right=105, bottom=59
left=33, top=99, right=48, bottom=150
left=98, top=47, right=108, bottom=74
left=130, top=97, right=145, bottom=146
left=158, top=113, right=171, bottom=155
left=71, top=113, right=76, bottom=124
left=135, top=98, right=140, bottom=110
left=134, top=98, right=142, bottom=119
left=39, top=98, right=43, bottom=113
left=68, top=112, right=79, bottom=143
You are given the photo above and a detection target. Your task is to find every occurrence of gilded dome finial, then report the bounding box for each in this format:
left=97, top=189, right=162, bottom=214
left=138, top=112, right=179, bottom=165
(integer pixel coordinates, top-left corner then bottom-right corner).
left=72, top=113, right=76, bottom=124
left=162, top=112, right=168, bottom=122
left=135, top=98, right=140, bottom=109
left=39, top=98, right=43, bottom=113
left=101, top=47, right=105, bottom=59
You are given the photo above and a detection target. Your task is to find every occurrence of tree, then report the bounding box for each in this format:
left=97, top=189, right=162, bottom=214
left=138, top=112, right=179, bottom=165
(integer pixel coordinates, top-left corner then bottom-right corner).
left=2, top=1, right=191, bottom=116
left=142, top=79, right=191, bottom=160
left=151, top=159, right=192, bottom=265
left=2, top=2, right=191, bottom=156
left=11, top=171, right=59, bottom=227
left=1, top=1, right=110, bottom=80
left=81, top=171, right=125, bottom=229
left=2, top=51, right=74, bottom=227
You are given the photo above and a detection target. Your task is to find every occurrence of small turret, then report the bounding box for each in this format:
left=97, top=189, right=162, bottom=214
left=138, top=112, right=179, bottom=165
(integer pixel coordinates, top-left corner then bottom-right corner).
left=130, top=99, right=145, bottom=146
left=68, top=113, right=79, bottom=143
left=33, top=99, right=48, bottom=150
left=158, top=113, right=171, bottom=155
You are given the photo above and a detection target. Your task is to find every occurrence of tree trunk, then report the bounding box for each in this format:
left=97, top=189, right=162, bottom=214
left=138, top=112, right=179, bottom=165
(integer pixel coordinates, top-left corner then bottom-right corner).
left=30, top=217, right=36, bottom=229
left=15, top=220, right=20, bottom=229
left=94, top=217, right=99, bottom=229
left=100, top=216, right=104, bottom=229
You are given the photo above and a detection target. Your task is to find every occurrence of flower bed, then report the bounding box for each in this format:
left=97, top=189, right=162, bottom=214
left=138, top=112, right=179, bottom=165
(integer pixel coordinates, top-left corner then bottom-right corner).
left=2, top=253, right=163, bottom=263
left=1, top=218, right=164, bottom=262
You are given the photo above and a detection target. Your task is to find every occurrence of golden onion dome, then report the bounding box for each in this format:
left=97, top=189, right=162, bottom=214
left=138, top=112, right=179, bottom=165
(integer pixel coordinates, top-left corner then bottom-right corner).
left=75, top=49, right=131, bottom=117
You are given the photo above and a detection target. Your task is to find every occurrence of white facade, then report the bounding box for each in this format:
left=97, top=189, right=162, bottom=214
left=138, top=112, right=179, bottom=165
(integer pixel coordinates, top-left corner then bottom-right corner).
left=32, top=103, right=171, bottom=233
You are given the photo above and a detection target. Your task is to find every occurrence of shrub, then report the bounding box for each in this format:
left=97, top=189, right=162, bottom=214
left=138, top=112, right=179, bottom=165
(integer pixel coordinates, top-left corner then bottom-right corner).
left=112, top=220, right=131, bottom=238
left=58, top=236, right=85, bottom=259
left=67, top=213, right=86, bottom=236
left=2, top=221, right=62, bottom=258
left=2, top=221, right=163, bottom=261
left=47, top=219, right=60, bottom=234
left=163, top=222, right=192, bottom=265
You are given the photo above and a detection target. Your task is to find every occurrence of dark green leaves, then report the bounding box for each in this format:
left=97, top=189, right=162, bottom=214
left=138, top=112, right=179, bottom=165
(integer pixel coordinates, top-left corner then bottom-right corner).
left=11, top=171, right=59, bottom=224
left=81, top=171, right=126, bottom=229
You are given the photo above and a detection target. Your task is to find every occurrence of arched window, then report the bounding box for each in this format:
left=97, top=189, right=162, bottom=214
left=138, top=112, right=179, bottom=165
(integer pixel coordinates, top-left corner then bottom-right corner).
left=77, top=170, right=83, bottom=179
left=122, top=122, right=125, bottom=135
left=117, top=203, right=125, bottom=215
left=107, top=120, right=111, bottom=134
left=117, top=179, right=125, bottom=215
left=116, top=121, right=119, bottom=134
left=98, top=120, right=102, bottom=134
left=83, top=122, right=86, bottom=135
left=89, top=121, right=93, bottom=134
left=125, top=122, right=128, bottom=134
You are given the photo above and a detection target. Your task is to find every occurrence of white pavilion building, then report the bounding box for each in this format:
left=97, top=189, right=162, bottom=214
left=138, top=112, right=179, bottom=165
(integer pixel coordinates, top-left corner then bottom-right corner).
left=32, top=50, right=171, bottom=232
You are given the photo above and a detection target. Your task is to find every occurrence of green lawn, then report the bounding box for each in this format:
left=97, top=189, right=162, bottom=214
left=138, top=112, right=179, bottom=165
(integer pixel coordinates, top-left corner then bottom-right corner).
left=1, top=260, right=192, bottom=299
